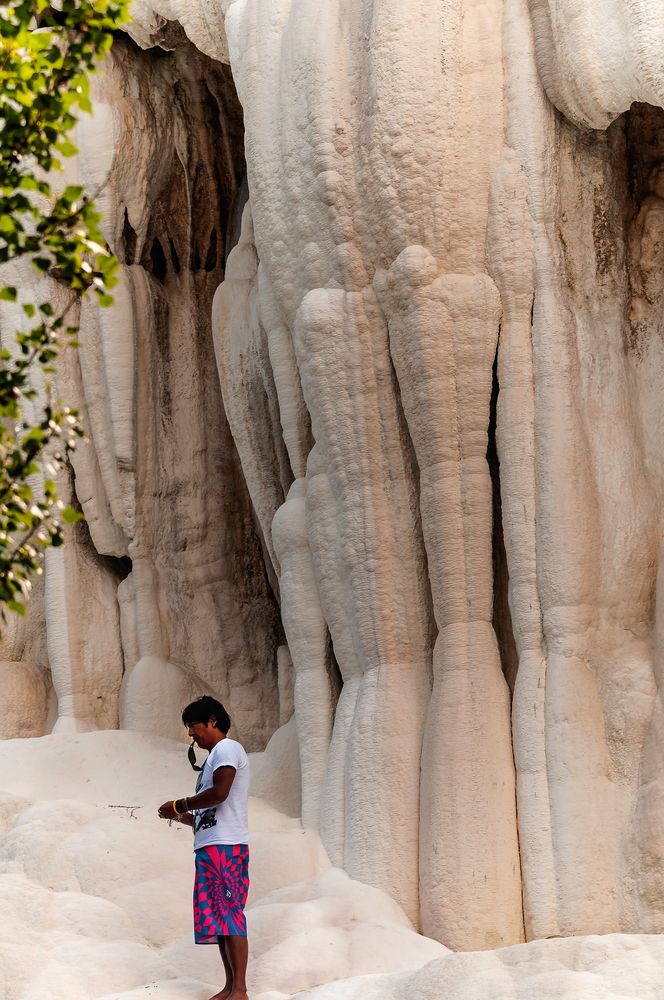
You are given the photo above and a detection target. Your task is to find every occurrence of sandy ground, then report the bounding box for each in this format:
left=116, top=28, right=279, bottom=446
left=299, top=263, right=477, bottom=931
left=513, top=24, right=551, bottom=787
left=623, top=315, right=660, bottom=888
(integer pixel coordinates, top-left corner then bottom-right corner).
left=1, top=730, right=663, bottom=1000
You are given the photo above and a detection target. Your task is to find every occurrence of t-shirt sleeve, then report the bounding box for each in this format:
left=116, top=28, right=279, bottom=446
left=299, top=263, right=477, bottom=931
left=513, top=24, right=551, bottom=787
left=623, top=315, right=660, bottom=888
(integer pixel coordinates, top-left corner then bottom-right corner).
left=209, top=741, right=241, bottom=771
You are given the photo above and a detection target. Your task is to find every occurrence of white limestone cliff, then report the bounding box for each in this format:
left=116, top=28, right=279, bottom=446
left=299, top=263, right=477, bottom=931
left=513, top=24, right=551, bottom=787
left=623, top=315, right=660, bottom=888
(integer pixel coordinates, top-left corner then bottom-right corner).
left=213, top=0, right=664, bottom=949
left=3, top=0, right=664, bottom=973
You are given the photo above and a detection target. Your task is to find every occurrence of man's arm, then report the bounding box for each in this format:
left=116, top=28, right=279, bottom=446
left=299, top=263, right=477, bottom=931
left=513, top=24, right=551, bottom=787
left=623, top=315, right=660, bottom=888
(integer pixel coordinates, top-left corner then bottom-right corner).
left=187, top=765, right=236, bottom=810
left=158, top=765, right=237, bottom=821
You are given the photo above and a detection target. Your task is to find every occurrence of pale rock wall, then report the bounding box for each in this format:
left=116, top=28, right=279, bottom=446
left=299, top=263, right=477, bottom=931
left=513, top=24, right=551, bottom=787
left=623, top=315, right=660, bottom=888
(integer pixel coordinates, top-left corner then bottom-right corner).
left=217, top=0, right=517, bottom=946
left=491, top=0, right=664, bottom=943
left=210, top=0, right=664, bottom=950
left=4, top=0, right=664, bottom=959
left=527, top=0, right=664, bottom=128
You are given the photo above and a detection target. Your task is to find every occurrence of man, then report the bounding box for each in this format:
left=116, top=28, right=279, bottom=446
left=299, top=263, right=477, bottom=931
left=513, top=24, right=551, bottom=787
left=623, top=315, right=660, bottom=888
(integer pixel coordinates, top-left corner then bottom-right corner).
left=158, top=696, right=251, bottom=1000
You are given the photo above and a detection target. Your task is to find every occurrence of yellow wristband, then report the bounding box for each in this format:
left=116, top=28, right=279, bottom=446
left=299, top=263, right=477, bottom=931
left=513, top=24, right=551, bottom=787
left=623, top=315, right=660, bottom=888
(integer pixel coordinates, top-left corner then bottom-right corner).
left=173, top=799, right=181, bottom=816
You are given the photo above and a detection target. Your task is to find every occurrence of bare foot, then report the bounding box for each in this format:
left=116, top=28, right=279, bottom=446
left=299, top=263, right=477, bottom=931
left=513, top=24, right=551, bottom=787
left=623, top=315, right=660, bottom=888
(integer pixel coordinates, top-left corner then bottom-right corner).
left=226, top=991, right=248, bottom=1000
left=207, top=990, right=231, bottom=1000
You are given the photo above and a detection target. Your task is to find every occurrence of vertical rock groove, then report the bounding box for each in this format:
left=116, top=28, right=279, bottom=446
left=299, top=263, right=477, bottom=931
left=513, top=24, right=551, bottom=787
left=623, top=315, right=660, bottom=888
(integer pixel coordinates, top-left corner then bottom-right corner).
left=488, top=343, right=519, bottom=694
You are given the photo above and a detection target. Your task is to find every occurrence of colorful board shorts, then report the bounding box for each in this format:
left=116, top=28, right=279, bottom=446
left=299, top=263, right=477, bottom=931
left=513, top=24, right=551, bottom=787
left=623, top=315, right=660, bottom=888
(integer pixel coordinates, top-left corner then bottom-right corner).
left=193, top=844, right=250, bottom=943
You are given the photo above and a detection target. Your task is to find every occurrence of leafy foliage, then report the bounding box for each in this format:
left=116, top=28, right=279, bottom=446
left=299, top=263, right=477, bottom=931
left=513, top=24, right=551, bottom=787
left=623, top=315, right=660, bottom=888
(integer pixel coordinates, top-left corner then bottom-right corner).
left=0, top=0, right=127, bottom=615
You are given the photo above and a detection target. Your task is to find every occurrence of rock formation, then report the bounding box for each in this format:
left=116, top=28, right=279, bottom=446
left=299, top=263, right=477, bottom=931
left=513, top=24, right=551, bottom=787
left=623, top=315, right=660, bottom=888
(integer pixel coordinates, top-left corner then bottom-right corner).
left=2, top=0, right=664, bottom=959
left=1, top=29, right=282, bottom=749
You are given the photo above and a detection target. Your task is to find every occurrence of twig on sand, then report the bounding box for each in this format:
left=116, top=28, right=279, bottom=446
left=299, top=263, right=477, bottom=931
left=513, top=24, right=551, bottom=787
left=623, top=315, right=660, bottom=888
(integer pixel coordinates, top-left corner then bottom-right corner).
left=107, top=804, right=142, bottom=819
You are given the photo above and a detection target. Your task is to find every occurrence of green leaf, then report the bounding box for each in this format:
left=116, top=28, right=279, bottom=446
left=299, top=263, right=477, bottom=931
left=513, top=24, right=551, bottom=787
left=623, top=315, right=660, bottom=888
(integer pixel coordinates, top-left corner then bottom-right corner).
left=62, top=185, right=84, bottom=202
left=61, top=506, right=83, bottom=524
left=21, top=427, right=46, bottom=445
left=57, top=140, right=78, bottom=158
left=0, top=215, right=17, bottom=235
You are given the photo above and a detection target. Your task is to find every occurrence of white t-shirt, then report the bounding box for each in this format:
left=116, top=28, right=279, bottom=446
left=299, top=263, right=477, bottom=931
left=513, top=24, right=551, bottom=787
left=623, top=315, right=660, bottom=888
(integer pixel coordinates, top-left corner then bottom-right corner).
left=192, top=738, right=250, bottom=850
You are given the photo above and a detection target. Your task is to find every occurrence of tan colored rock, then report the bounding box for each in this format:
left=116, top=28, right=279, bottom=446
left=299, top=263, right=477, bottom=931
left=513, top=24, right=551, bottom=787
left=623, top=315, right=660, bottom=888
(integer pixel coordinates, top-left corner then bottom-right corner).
left=118, top=654, right=218, bottom=741
left=0, top=663, right=51, bottom=739
left=249, top=716, right=301, bottom=818
left=276, top=645, right=294, bottom=726
left=212, top=202, right=295, bottom=583
left=526, top=0, right=664, bottom=128
left=44, top=536, right=124, bottom=734
left=35, top=34, right=280, bottom=746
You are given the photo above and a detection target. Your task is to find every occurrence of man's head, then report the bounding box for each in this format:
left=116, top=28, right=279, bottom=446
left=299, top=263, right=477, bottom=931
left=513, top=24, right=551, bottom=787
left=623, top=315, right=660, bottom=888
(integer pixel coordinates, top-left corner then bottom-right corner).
left=182, top=696, right=231, bottom=750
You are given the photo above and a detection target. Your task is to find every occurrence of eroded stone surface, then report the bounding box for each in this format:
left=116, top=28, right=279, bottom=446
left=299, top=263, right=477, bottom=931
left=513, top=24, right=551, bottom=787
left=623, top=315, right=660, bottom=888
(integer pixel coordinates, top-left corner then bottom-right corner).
left=0, top=32, right=282, bottom=748
left=209, top=0, right=664, bottom=949
left=3, top=0, right=664, bottom=966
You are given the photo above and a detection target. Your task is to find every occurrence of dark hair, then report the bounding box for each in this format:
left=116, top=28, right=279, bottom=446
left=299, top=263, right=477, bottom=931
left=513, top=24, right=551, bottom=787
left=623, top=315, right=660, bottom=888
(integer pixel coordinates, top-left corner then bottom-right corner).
left=182, top=696, right=231, bottom=733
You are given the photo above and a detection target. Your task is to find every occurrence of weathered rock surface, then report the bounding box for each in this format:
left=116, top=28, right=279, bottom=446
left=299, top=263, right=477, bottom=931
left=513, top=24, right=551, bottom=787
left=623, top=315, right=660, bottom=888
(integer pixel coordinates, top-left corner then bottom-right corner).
left=207, top=0, right=664, bottom=950
left=3, top=0, right=664, bottom=967
left=0, top=31, right=282, bottom=748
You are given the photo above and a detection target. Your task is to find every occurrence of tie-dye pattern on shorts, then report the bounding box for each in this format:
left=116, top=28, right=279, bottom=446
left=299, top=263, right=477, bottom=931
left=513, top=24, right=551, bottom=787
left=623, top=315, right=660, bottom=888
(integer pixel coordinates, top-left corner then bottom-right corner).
left=193, top=843, right=250, bottom=942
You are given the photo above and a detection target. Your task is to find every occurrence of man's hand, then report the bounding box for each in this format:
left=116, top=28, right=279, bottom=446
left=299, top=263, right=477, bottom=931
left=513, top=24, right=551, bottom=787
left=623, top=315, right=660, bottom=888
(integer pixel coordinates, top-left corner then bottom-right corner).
left=158, top=800, right=178, bottom=820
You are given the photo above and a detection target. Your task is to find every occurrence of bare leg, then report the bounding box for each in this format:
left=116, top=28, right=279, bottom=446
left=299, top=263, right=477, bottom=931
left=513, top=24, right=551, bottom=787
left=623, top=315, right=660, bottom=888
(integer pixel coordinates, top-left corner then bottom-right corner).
left=225, top=935, right=249, bottom=1000
left=207, top=936, right=233, bottom=1000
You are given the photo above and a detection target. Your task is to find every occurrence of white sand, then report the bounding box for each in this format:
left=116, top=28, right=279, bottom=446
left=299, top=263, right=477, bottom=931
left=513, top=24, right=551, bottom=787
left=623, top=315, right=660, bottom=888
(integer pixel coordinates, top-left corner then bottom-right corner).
left=1, top=731, right=663, bottom=999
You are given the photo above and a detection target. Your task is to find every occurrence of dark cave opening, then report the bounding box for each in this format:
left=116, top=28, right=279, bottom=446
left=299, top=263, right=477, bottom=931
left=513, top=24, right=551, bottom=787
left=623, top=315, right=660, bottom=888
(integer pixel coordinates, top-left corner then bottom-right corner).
left=205, top=227, right=218, bottom=272
left=624, top=102, right=664, bottom=357
left=121, top=206, right=137, bottom=264
left=149, top=236, right=168, bottom=284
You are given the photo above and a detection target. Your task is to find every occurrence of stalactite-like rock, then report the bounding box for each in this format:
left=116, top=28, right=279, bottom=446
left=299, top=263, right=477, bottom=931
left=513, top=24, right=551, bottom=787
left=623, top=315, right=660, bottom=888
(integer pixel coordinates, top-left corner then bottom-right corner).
left=376, top=255, right=522, bottom=947
left=212, top=202, right=294, bottom=582
left=487, top=145, right=554, bottom=940
left=272, top=478, right=334, bottom=832
left=292, top=286, right=432, bottom=927
left=306, top=443, right=362, bottom=869
left=0, top=31, right=282, bottom=747
left=212, top=0, right=664, bottom=946
left=5, top=0, right=664, bottom=959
